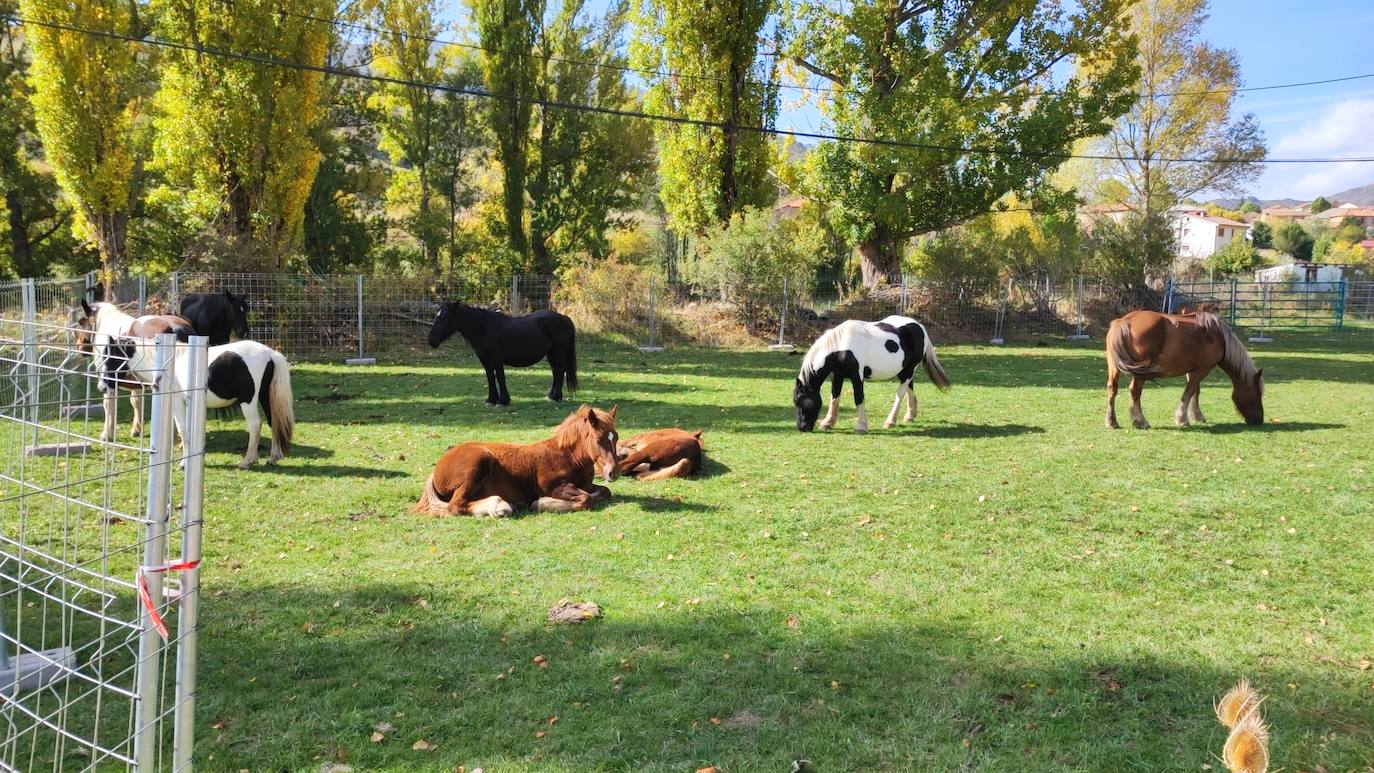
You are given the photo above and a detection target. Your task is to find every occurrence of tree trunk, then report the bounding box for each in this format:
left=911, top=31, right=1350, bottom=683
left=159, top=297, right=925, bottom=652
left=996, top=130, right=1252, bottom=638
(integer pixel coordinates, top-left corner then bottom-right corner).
left=858, top=225, right=899, bottom=288
left=5, top=189, right=35, bottom=277
left=89, top=209, right=128, bottom=302
left=718, top=63, right=743, bottom=224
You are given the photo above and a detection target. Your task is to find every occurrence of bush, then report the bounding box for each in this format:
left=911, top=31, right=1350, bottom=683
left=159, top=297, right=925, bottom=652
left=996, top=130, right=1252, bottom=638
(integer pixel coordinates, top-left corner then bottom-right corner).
left=1249, top=221, right=1272, bottom=248
left=1205, top=238, right=1262, bottom=275
left=1274, top=222, right=1314, bottom=260
left=683, top=207, right=824, bottom=329
left=554, top=258, right=660, bottom=339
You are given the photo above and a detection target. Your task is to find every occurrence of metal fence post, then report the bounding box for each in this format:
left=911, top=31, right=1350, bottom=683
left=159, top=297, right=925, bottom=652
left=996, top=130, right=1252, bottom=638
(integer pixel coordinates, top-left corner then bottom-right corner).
left=172, top=335, right=208, bottom=771
left=170, top=271, right=180, bottom=310
left=1228, top=277, right=1238, bottom=326
left=900, top=274, right=909, bottom=313
left=638, top=281, right=664, bottom=353
left=20, top=279, right=39, bottom=446
left=1069, top=274, right=1089, bottom=340
left=1336, top=278, right=1347, bottom=328
left=510, top=276, right=519, bottom=313
left=138, top=275, right=147, bottom=315
left=134, top=333, right=177, bottom=771
left=769, top=277, right=792, bottom=351
left=1161, top=275, right=1173, bottom=312
left=1249, top=282, right=1273, bottom=343
left=346, top=276, right=376, bottom=365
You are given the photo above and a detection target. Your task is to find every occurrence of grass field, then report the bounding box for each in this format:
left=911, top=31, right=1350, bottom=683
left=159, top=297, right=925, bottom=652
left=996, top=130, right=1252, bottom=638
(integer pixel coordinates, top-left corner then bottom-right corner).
left=192, top=336, right=1374, bottom=772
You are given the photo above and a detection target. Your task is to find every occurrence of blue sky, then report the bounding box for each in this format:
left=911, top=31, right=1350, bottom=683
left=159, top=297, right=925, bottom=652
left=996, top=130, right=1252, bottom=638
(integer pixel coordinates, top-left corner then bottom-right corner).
left=441, top=0, right=1374, bottom=201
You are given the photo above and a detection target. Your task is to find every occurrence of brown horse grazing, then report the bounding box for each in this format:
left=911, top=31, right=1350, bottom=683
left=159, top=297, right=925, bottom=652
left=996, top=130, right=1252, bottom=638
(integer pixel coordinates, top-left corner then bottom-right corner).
left=616, top=428, right=704, bottom=480
left=411, top=405, right=620, bottom=516
left=1106, top=309, right=1264, bottom=429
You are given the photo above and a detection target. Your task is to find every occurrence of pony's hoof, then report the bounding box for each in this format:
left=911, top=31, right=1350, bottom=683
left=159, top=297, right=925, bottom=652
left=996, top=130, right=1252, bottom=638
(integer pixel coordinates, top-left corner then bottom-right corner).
left=1132, top=419, right=1150, bottom=430
left=236, top=460, right=254, bottom=470
left=882, top=421, right=895, bottom=429
left=1106, top=418, right=1120, bottom=429
left=484, top=401, right=498, bottom=408
left=854, top=426, right=868, bottom=435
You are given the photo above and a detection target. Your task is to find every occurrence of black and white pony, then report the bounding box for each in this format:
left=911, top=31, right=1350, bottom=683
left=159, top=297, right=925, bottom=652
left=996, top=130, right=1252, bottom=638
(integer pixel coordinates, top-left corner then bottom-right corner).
left=793, top=315, right=951, bottom=433
left=427, top=302, right=578, bottom=406
left=179, top=290, right=250, bottom=345
left=116, top=338, right=295, bottom=469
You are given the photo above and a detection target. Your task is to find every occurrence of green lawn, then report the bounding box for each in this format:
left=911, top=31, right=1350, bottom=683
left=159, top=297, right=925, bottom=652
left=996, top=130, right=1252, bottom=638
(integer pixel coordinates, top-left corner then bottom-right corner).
left=194, top=336, right=1374, bottom=772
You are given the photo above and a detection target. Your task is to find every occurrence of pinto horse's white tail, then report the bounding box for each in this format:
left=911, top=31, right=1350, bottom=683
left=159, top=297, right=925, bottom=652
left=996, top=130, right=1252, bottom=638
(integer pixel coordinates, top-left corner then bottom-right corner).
left=266, top=349, right=294, bottom=456
left=922, top=334, right=952, bottom=391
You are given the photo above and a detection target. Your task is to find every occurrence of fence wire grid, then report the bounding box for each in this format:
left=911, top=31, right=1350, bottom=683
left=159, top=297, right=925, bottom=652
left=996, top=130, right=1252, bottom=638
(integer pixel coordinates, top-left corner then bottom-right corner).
left=0, top=281, right=207, bottom=771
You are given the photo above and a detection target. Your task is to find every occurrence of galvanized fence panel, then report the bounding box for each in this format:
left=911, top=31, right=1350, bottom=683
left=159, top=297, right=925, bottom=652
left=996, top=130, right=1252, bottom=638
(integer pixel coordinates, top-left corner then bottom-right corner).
left=1167, top=279, right=1344, bottom=332
left=0, top=284, right=206, bottom=771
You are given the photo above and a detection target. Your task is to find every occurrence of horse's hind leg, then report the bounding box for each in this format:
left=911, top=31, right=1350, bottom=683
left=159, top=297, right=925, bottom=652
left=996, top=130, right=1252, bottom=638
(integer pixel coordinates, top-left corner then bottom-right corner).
left=236, top=402, right=263, bottom=469
left=1106, top=359, right=1121, bottom=429
left=1128, top=376, right=1149, bottom=429
left=1174, top=375, right=1199, bottom=427
left=481, top=362, right=500, bottom=407
left=495, top=363, right=511, bottom=406
left=905, top=380, right=917, bottom=422
left=547, top=347, right=566, bottom=401
left=1189, top=368, right=1211, bottom=422
left=851, top=375, right=868, bottom=434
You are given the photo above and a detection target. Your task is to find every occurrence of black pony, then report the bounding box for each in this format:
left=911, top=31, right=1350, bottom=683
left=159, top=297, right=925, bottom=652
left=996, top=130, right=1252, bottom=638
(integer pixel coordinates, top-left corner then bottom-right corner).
left=427, top=302, right=578, bottom=405
left=179, top=290, right=249, bottom=345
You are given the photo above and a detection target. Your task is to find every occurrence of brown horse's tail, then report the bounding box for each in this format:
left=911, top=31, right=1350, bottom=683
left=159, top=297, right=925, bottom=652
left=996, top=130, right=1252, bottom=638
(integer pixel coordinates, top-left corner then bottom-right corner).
left=410, top=472, right=449, bottom=514
left=921, top=332, right=952, bottom=391
left=1108, top=320, right=1161, bottom=378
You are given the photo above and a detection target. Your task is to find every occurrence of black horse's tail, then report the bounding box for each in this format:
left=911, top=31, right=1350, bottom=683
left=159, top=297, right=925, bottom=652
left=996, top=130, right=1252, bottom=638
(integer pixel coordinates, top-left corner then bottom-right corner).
left=566, top=329, right=578, bottom=392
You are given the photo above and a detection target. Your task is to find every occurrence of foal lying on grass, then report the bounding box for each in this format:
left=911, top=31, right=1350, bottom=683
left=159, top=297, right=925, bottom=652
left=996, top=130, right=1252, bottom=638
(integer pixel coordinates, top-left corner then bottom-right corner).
left=412, top=405, right=620, bottom=516
left=616, top=428, right=704, bottom=480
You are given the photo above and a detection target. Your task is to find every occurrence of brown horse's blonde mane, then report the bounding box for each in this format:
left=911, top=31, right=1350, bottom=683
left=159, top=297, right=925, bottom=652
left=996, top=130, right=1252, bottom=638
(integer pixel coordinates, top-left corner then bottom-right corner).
left=1191, top=312, right=1258, bottom=381
left=552, top=406, right=610, bottom=450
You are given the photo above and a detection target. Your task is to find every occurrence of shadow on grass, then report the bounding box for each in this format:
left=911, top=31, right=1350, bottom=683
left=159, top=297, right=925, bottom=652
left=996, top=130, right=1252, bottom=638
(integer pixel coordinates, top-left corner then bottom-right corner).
left=196, top=586, right=1373, bottom=772
left=1194, top=420, right=1346, bottom=434
left=904, top=421, right=1047, bottom=439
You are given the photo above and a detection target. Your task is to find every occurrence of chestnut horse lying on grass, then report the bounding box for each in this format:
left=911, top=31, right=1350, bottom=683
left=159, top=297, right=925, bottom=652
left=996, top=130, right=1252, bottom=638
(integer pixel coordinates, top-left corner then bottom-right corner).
left=412, top=405, right=620, bottom=516
left=616, top=428, right=704, bottom=480
left=1106, top=308, right=1264, bottom=429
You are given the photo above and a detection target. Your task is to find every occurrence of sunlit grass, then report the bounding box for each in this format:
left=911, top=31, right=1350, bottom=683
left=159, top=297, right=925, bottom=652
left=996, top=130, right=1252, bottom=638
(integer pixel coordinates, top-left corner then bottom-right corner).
left=191, top=336, right=1374, bottom=771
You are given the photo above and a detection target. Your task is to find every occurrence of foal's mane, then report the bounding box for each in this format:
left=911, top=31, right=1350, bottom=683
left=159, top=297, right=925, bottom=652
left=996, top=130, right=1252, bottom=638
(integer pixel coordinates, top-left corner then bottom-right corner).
left=552, top=406, right=605, bottom=450
left=1193, top=312, right=1258, bottom=380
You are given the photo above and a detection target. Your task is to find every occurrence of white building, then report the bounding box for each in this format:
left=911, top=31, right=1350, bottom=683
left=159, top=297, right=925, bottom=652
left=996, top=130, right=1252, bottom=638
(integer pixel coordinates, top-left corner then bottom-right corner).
left=1170, top=207, right=1251, bottom=260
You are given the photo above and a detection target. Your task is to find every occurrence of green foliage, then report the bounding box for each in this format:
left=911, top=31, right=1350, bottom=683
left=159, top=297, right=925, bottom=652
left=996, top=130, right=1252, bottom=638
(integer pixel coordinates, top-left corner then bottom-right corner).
left=20, top=0, right=151, bottom=283
left=1238, top=200, right=1260, bottom=214
left=1273, top=222, right=1314, bottom=261
left=684, top=206, right=823, bottom=326
left=151, top=0, right=335, bottom=262
left=1099, top=0, right=1266, bottom=214
left=1313, top=223, right=1366, bottom=263
left=472, top=0, right=542, bottom=259
left=1309, top=195, right=1332, bottom=213
left=791, top=0, right=1139, bottom=285
left=1083, top=212, right=1176, bottom=287
left=1249, top=220, right=1272, bottom=248
left=553, top=257, right=660, bottom=338
left=630, top=0, right=777, bottom=234
left=908, top=207, right=1085, bottom=291
left=1204, top=237, right=1261, bottom=275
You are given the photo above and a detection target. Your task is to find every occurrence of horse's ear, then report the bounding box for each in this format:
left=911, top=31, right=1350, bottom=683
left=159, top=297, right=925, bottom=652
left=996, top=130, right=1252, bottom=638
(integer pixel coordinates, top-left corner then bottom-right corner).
left=1254, top=369, right=1263, bottom=380
left=223, top=289, right=234, bottom=300
left=81, top=299, right=93, bottom=316
left=607, top=404, right=618, bottom=421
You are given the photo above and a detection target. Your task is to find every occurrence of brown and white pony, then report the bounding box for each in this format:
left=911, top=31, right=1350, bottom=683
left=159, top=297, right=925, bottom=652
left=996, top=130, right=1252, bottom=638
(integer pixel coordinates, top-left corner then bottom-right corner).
left=1106, top=309, right=1264, bottom=429
left=74, top=300, right=194, bottom=442
left=411, top=405, right=620, bottom=516
left=616, top=428, right=704, bottom=480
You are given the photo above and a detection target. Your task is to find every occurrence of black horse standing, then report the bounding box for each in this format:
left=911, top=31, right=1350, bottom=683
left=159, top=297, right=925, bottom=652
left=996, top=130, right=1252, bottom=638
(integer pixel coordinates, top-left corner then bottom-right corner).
left=427, top=302, right=578, bottom=405
left=179, top=290, right=250, bottom=345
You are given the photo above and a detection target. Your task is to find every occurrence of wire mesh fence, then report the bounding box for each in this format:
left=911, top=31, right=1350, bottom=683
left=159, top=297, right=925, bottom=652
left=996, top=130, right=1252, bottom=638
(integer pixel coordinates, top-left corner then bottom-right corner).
left=1, top=271, right=1368, bottom=362
left=0, top=281, right=207, bottom=771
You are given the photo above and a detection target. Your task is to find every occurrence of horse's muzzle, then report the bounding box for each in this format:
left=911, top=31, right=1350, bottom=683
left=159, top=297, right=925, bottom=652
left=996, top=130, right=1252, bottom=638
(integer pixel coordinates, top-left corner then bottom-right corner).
left=601, top=462, right=619, bottom=482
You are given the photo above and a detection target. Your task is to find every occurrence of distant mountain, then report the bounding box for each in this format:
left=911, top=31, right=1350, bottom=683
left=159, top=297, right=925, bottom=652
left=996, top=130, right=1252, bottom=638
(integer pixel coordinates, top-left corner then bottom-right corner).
left=1207, top=179, right=1374, bottom=210
left=1327, top=181, right=1374, bottom=206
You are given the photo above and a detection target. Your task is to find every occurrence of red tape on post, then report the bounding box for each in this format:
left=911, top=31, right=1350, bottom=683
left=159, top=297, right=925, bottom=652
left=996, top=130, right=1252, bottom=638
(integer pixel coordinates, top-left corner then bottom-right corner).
left=137, top=559, right=200, bottom=641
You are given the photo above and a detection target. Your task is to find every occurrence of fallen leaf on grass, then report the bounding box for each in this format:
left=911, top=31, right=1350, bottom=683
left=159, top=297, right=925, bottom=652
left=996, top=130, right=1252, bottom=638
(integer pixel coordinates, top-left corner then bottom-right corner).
left=785, top=616, right=798, bottom=628
left=708, top=716, right=721, bottom=725
left=369, top=732, right=384, bottom=743
left=535, top=731, right=546, bottom=738
left=533, top=655, right=548, bottom=667
left=373, top=722, right=393, bottom=733
left=696, top=767, right=717, bottom=773
left=411, top=739, right=433, bottom=751
left=1360, top=657, right=1371, bottom=671
left=548, top=601, right=601, bottom=624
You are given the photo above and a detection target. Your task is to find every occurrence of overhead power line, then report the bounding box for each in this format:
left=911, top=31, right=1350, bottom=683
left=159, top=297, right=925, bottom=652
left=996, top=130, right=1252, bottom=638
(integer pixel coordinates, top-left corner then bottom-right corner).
left=7, top=14, right=1374, bottom=166
left=279, top=5, right=1374, bottom=102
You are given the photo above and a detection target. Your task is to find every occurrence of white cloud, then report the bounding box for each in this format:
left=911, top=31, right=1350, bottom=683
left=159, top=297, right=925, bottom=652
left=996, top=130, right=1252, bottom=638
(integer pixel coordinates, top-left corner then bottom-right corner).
left=1252, top=98, right=1374, bottom=199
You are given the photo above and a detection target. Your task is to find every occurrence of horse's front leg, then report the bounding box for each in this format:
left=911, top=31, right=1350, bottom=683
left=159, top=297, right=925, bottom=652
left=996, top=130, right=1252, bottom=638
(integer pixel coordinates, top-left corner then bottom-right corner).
left=480, top=360, right=500, bottom=407
left=129, top=391, right=143, bottom=437
left=1174, top=375, right=1198, bottom=427
left=100, top=391, right=118, bottom=443
left=535, top=482, right=595, bottom=513
left=1189, top=368, right=1211, bottom=422
left=494, top=363, right=511, bottom=406
left=1128, top=376, right=1149, bottom=429
left=236, top=402, right=262, bottom=470
left=851, top=375, right=868, bottom=434
left=905, top=380, right=918, bottom=422
left=818, top=373, right=842, bottom=431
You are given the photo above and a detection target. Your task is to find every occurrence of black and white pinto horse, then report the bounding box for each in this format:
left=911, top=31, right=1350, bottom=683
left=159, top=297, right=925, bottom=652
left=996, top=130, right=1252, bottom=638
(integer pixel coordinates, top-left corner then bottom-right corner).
left=427, top=302, right=578, bottom=406
left=179, top=290, right=250, bottom=345
left=794, top=316, right=951, bottom=433
left=116, top=338, right=295, bottom=469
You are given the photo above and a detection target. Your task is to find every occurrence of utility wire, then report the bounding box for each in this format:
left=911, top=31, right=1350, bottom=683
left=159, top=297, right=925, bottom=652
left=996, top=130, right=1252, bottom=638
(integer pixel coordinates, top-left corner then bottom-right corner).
left=279, top=5, right=1374, bottom=102
left=7, top=14, right=1374, bottom=165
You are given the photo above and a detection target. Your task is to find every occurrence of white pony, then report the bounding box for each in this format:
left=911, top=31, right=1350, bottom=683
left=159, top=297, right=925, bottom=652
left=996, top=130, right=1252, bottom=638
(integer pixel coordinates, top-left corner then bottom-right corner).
left=122, top=338, right=295, bottom=469
left=793, top=315, right=951, bottom=433
left=74, top=300, right=194, bottom=442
